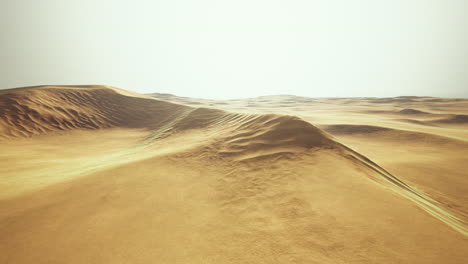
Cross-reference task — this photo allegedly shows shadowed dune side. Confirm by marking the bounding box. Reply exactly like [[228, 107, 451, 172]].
[[154, 108, 339, 162], [214, 114, 336, 160], [0, 85, 190, 138], [432, 114, 468, 125], [398, 108, 430, 115], [322, 124, 391, 135], [392, 118, 437, 127], [322, 124, 467, 144]]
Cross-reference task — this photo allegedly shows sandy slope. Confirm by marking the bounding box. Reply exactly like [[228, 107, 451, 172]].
[[151, 93, 468, 219], [0, 86, 467, 263]]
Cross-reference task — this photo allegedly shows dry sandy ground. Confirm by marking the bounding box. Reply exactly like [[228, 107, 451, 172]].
[[0, 86, 467, 263]]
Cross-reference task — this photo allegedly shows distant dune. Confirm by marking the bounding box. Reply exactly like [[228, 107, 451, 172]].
[[322, 124, 391, 134], [398, 108, 430, 115], [1, 86, 467, 264], [433, 114, 468, 124], [0, 85, 187, 138]]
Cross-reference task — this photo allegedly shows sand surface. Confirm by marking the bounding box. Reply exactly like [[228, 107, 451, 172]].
[[1, 86, 467, 263]]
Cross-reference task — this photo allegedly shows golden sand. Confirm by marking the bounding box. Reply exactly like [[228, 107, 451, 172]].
[[1, 86, 467, 263]]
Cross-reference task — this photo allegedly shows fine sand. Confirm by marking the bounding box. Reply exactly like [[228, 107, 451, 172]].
[[1, 86, 467, 263]]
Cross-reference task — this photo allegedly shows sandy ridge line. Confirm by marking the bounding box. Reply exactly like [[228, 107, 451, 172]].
[[341, 144, 468, 236]]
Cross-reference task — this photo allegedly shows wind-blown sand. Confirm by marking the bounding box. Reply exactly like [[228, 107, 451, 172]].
[[1, 86, 467, 263]]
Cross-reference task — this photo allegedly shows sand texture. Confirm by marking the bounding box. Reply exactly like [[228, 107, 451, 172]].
[[1, 86, 467, 263]]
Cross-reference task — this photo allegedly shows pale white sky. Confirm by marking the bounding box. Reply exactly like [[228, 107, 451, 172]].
[[1, 0, 467, 98]]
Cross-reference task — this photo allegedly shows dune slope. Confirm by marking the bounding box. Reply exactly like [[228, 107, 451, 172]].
[[150, 92, 468, 220]]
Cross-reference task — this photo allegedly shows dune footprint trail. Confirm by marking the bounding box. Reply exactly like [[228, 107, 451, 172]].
[[0, 85, 467, 264]]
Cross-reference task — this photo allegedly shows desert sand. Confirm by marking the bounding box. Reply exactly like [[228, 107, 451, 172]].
[[1, 85, 467, 263]]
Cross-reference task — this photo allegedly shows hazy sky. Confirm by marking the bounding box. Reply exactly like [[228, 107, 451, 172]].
[[1, 0, 467, 98]]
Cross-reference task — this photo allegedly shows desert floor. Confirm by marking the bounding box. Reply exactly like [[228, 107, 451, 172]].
[[1, 85, 467, 263]]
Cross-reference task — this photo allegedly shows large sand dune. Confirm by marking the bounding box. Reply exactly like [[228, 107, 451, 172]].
[[1, 86, 467, 263]]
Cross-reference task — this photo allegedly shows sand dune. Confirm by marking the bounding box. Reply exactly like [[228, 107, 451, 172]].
[[398, 108, 431, 115], [1, 86, 467, 263], [0, 85, 189, 138], [433, 114, 468, 125], [322, 124, 391, 135]]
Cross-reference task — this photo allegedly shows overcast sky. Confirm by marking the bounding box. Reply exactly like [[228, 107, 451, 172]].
[[1, 0, 467, 98]]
